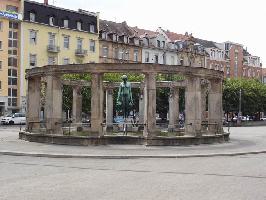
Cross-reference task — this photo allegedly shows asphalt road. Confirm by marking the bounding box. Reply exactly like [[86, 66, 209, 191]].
[[0, 154, 266, 200], [0, 125, 266, 200]]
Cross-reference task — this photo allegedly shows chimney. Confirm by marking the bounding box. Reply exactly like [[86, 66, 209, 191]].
[[44, 0, 48, 5]]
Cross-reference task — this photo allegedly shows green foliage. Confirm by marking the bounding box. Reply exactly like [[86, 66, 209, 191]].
[[223, 78, 266, 115], [104, 73, 144, 82]]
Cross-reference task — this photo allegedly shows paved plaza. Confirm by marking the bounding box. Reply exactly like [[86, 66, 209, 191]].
[[0, 126, 266, 200], [0, 126, 266, 158]]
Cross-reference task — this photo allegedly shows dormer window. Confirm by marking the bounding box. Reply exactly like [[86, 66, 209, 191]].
[[77, 21, 82, 31], [124, 36, 128, 44], [89, 24, 95, 33], [49, 16, 54, 26], [112, 34, 117, 42], [134, 38, 139, 46], [63, 19, 69, 28], [101, 32, 107, 40], [30, 12, 35, 22], [162, 41, 165, 48], [157, 40, 160, 48]]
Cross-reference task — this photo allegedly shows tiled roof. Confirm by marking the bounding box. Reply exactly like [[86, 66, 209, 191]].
[[99, 20, 134, 36], [163, 30, 187, 41], [129, 26, 158, 38]]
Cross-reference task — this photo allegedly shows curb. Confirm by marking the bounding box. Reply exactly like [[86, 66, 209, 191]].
[[1, 150, 266, 159]]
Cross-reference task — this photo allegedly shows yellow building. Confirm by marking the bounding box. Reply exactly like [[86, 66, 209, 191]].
[[0, 0, 23, 115], [20, 0, 99, 112]]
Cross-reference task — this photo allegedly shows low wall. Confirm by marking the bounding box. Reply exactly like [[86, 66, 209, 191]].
[[19, 132, 230, 146]]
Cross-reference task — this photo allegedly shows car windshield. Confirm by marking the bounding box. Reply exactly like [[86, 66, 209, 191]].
[[6, 114, 13, 117]]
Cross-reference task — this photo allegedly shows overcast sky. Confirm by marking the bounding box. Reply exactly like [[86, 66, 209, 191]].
[[36, 0, 266, 65]]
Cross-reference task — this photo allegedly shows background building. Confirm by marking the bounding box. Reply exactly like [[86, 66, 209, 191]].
[[20, 0, 99, 112], [99, 20, 142, 63], [0, 0, 23, 115]]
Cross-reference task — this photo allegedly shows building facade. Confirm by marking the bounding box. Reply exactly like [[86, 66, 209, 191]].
[[99, 20, 142, 63], [0, 0, 23, 115], [20, 0, 99, 112]]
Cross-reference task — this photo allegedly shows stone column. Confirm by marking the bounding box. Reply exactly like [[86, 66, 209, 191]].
[[26, 77, 41, 132], [201, 84, 209, 131], [90, 73, 104, 135], [208, 79, 223, 134], [72, 86, 82, 124], [143, 73, 157, 137], [168, 87, 179, 131], [185, 77, 202, 136], [45, 75, 63, 134], [138, 86, 144, 125], [105, 88, 113, 131]]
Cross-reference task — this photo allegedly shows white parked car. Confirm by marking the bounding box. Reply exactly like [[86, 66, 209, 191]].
[[1, 113, 26, 125]]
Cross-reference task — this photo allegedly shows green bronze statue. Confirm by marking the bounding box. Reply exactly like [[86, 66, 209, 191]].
[[116, 75, 133, 118]]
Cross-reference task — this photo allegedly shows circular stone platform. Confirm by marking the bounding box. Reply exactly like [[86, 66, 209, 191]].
[[19, 132, 230, 146]]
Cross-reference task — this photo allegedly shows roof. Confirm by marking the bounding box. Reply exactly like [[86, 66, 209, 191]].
[[129, 26, 158, 38], [163, 30, 187, 41], [243, 49, 251, 56], [25, 0, 97, 17], [99, 20, 134, 36], [195, 38, 218, 48]]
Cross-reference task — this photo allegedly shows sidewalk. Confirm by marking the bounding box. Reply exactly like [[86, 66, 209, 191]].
[[1, 126, 266, 158]]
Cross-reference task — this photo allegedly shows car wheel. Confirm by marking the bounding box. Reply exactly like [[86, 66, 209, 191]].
[[9, 121, 14, 125]]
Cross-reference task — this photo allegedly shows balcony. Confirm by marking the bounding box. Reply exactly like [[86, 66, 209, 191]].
[[75, 49, 87, 57], [47, 45, 60, 53]]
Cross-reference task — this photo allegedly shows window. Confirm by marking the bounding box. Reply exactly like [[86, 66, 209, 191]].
[[6, 5, 18, 12], [29, 30, 37, 44], [101, 32, 106, 39], [9, 31, 17, 39], [90, 24, 95, 33], [63, 58, 70, 65], [77, 21, 82, 31], [8, 39, 17, 48], [0, 61, 2, 70], [89, 40, 95, 52], [8, 77, 17, 86], [163, 54, 166, 64], [154, 54, 159, 64], [0, 21, 3, 31], [102, 47, 108, 57], [30, 12, 36, 22], [157, 40, 160, 48], [0, 41, 2, 50], [8, 49, 17, 56], [145, 52, 149, 63], [124, 51, 129, 60], [171, 56, 174, 65], [8, 97, 17, 107], [9, 22, 18, 29], [77, 38, 83, 50], [118, 49, 123, 60], [162, 41, 165, 48], [8, 69, 17, 77], [63, 19, 69, 28], [29, 54, 37, 67], [49, 17, 54, 26], [48, 57, 56, 65], [8, 57, 17, 67], [134, 49, 138, 62], [48, 33, 55, 46], [124, 37, 128, 44], [63, 36, 69, 49]]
